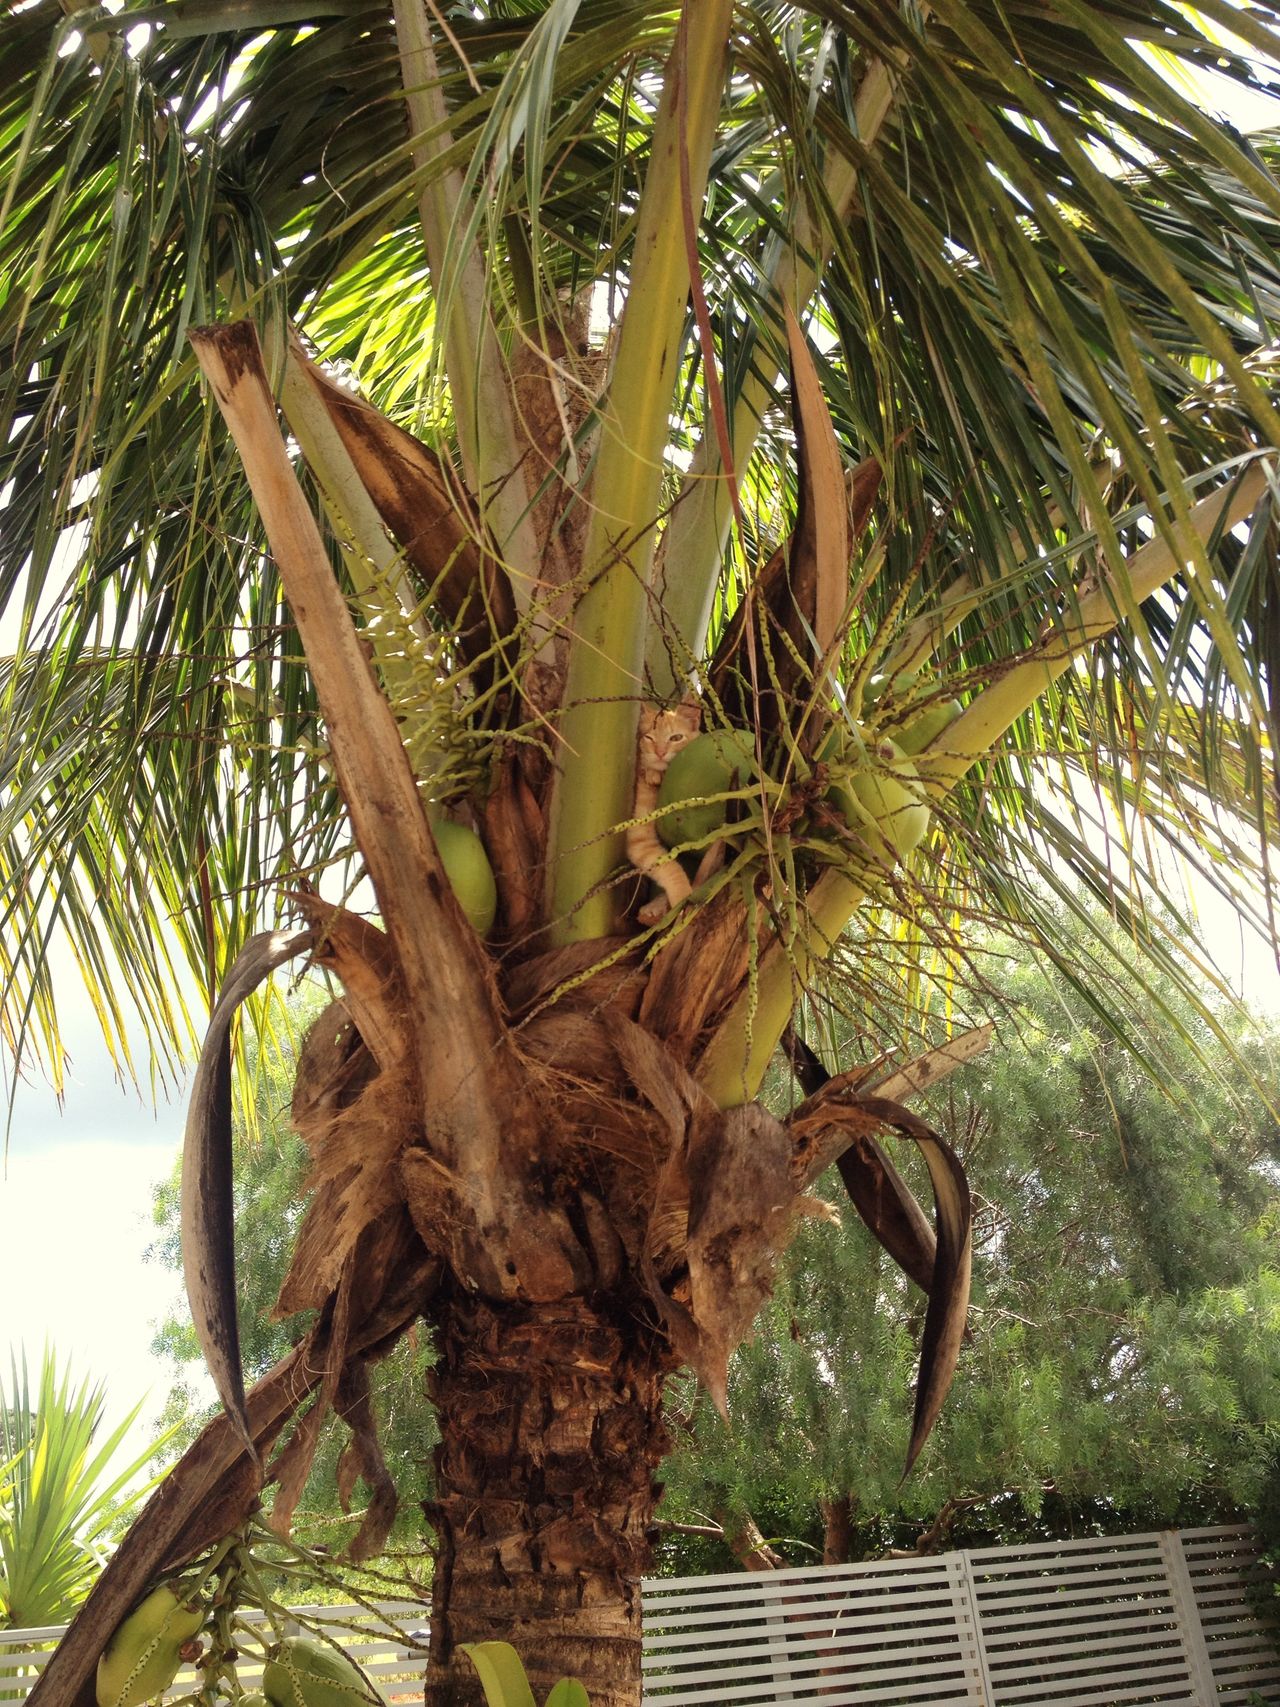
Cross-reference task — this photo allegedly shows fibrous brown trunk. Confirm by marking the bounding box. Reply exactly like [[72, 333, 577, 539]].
[[425, 1286, 671, 1707], [821, 1494, 855, 1566]]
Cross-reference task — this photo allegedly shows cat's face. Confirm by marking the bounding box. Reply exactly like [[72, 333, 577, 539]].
[[657, 718, 699, 757], [637, 700, 702, 783]]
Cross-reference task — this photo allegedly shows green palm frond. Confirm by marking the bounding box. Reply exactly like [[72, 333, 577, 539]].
[[1, 0, 1277, 1080], [0, 1349, 168, 1629]]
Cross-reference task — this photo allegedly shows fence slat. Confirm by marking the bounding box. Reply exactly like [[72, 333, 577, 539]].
[[3, 1527, 1276, 1706]]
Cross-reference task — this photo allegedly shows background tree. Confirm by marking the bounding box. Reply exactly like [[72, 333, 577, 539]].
[[151, 919, 1280, 1573], [3, 1, 1280, 1704], [659, 923, 1280, 1568]]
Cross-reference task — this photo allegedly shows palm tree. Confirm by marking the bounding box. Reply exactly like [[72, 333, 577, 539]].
[[2, 0, 1278, 1702], [1, 1350, 161, 1632]]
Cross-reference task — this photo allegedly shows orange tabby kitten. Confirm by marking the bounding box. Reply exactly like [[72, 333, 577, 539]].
[[627, 697, 702, 924]]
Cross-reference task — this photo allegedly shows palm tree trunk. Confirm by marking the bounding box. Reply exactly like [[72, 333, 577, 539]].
[[424, 1287, 671, 1707]]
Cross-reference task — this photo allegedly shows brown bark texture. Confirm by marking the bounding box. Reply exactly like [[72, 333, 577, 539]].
[[821, 1495, 855, 1566], [424, 1288, 672, 1707]]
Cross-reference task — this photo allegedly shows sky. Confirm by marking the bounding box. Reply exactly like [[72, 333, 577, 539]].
[[0, 956, 190, 1464], [2, 34, 1280, 1494], [0, 1139, 186, 1457]]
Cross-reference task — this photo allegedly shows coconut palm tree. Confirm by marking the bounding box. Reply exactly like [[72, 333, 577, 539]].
[[2, 0, 1279, 1701]]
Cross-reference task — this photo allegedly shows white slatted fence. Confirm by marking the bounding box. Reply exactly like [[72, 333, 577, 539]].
[[1180, 1526, 1280, 1705], [642, 1554, 988, 1706], [1, 1527, 1274, 1706], [963, 1530, 1208, 1704], [1, 1625, 65, 1705], [641, 1526, 1278, 1707]]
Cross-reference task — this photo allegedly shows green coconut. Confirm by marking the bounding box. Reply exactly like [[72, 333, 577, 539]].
[[431, 818, 498, 936], [817, 724, 871, 829], [656, 728, 757, 848], [863, 668, 918, 707], [262, 1638, 370, 1707], [847, 735, 931, 859], [895, 696, 963, 756], [816, 722, 866, 767], [97, 1586, 205, 1707]]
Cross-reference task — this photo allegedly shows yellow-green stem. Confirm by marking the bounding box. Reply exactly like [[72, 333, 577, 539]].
[[545, 0, 734, 943], [392, 0, 541, 601], [923, 463, 1268, 780], [698, 863, 869, 1108]]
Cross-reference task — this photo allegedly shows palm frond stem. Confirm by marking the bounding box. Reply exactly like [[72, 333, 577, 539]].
[[189, 323, 517, 1170], [545, 0, 735, 942], [648, 35, 917, 696], [391, 0, 543, 603]]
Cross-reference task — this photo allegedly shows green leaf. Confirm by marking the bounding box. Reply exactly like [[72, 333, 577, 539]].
[[544, 1678, 591, 1707], [0, 1349, 177, 1629], [458, 1642, 539, 1707]]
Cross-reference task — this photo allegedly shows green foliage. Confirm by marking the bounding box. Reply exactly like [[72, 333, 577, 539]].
[[659, 921, 1280, 1566], [1252, 1446, 1280, 1560], [147, 1018, 435, 1553], [459, 1644, 539, 1707], [0, 0, 1278, 1073], [460, 1641, 589, 1707], [0, 1349, 164, 1629]]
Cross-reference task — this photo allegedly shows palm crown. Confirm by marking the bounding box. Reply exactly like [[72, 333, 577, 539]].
[[2, 0, 1279, 1701]]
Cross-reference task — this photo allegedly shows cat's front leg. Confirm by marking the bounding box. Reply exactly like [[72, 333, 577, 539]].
[[628, 808, 694, 924]]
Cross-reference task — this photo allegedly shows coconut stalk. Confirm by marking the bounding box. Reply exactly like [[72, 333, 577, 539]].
[[695, 461, 1270, 1109]]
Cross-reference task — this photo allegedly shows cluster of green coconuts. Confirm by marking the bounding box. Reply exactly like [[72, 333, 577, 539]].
[[656, 686, 963, 868], [96, 1587, 370, 1707], [420, 680, 962, 934]]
